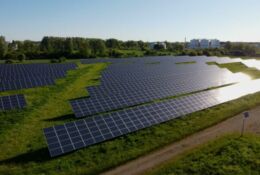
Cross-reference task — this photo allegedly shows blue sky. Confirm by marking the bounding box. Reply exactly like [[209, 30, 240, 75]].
[[1, 0, 260, 42]]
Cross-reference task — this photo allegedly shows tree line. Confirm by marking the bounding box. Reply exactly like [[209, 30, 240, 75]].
[[0, 35, 258, 61]]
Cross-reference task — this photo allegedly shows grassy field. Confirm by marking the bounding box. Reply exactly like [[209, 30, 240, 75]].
[[207, 62, 260, 79], [175, 61, 196, 65], [146, 134, 260, 175], [0, 61, 260, 174]]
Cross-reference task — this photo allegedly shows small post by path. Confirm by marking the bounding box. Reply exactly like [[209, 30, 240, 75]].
[[241, 111, 249, 137]]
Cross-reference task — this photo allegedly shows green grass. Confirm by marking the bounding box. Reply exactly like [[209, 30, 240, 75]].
[[119, 49, 145, 57], [146, 134, 260, 175], [175, 61, 196, 65], [207, 62, 260, 79], [0, 61, 260, 175]]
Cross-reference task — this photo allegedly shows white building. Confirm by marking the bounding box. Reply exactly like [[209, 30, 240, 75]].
[[210, 39, 220, 48], [189, 39, 221, 49], [200, 39, 210, 48], [189, 39, 200, 49]]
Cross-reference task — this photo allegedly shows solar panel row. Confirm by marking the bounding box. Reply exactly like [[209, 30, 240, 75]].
[[89, 69, 234, 97], [71, 76, 237, 118], [42, 56, 259, 157], [0, 63, 77, 92], [0, 94, 26, 111], [0, 78, 55, 91], [44, 79, 260, 157], [0, 71, 66, 81]]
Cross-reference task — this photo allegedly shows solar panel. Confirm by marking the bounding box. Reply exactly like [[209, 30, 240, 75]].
[[44, 79, 260, 157], [0, 63, 77, 91], [0, 78, 55, 92], [0, 94, 26, 111], [70, 56, 254, 118], [71, 73, 238, 118], [43, 92, 215, 156], [42, 56, 260, 157]]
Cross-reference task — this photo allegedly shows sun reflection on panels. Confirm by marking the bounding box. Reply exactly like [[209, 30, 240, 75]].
[[242, 59, 260, 70], [229, 72, 252, 83], [212, 79, 260, 103]]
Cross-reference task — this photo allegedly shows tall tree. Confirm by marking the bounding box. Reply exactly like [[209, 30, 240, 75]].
[[79, 39, 91, 57], [64, 38, 74, 55], [89, 39, 106, 56], [0, 36, 7, 59], [40, 36, 53, 52], [106, 38, 120, 49], [124, 40, 138, 49]]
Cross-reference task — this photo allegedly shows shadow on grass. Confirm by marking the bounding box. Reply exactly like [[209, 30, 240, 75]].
[[43, 114, 76, 122], [0, 148, 51, 165]]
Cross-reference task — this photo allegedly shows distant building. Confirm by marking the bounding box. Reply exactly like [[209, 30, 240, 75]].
[[210, 39, 220, 48], [189, 39, 200, 49], [149, 42, 167, 50], [189, 39, 220, 49], [200, 39, 210, 48]]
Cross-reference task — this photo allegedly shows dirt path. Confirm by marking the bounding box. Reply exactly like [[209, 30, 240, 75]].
[[102, 106, 260, 175]]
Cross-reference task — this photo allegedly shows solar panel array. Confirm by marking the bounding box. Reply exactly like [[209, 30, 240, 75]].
[[0, 63, 77, 91], [71, 57, 248, 118], [0, 94, 26, 111], [71, 73, 238, 117], [43, 56, 260, 157], [44, 79, 260, 157]]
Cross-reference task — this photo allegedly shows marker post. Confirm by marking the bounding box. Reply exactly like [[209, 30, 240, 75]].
[[241, 111, 249, 137]]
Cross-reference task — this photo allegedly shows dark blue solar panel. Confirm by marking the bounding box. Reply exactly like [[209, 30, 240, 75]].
[[0, 78, 55, 91], [71, 71, 237, 118], [0, 94, 26, 111], [0, 63, 77, 91], [43, 84, 241, 157], [44, 56, 258, 157]]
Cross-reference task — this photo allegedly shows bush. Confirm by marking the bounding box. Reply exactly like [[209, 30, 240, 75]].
[[5, 52, 17, 60], [203, 50, 212, 56], [5, 59, 15, 64], [59, 56, 67, 62], [50, 57, 67, 63], [50, 59, 59, 63], [188, 50, 198, 56], [109, 49, 124, 58], [17, 53, 26, 62], [144, 49, 157, 56]]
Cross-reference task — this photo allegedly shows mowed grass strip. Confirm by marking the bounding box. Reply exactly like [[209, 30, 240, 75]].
[[207, 62, 260, 79], [0, 61, 260, 175], [146, 134, 260, 175]]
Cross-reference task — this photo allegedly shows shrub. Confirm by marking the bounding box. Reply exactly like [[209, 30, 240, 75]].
[[5, 59, 15, 64], [144, 49, 157, 56], [58, 56, 67, 62], [188, 50, 198, 56], [18, 53, 26, 62], [5, 52, 17, 60], [50, 59, 59, 63], [109, 49, 124, 58]]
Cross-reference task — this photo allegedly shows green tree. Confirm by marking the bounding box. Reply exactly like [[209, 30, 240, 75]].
[[0, 36, 7, 59], [224, 41, 232, 50], [79, 39, 91, 57], [40, 36, 52, 52], [89, 39, 106, 56], [64, 38, 74, 55], [153, 43, 165, 50], [137, 41, 148, 50], [18, 53, 26, 62], [124, 40, 138, 49], [106, 38, 120, 49]]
